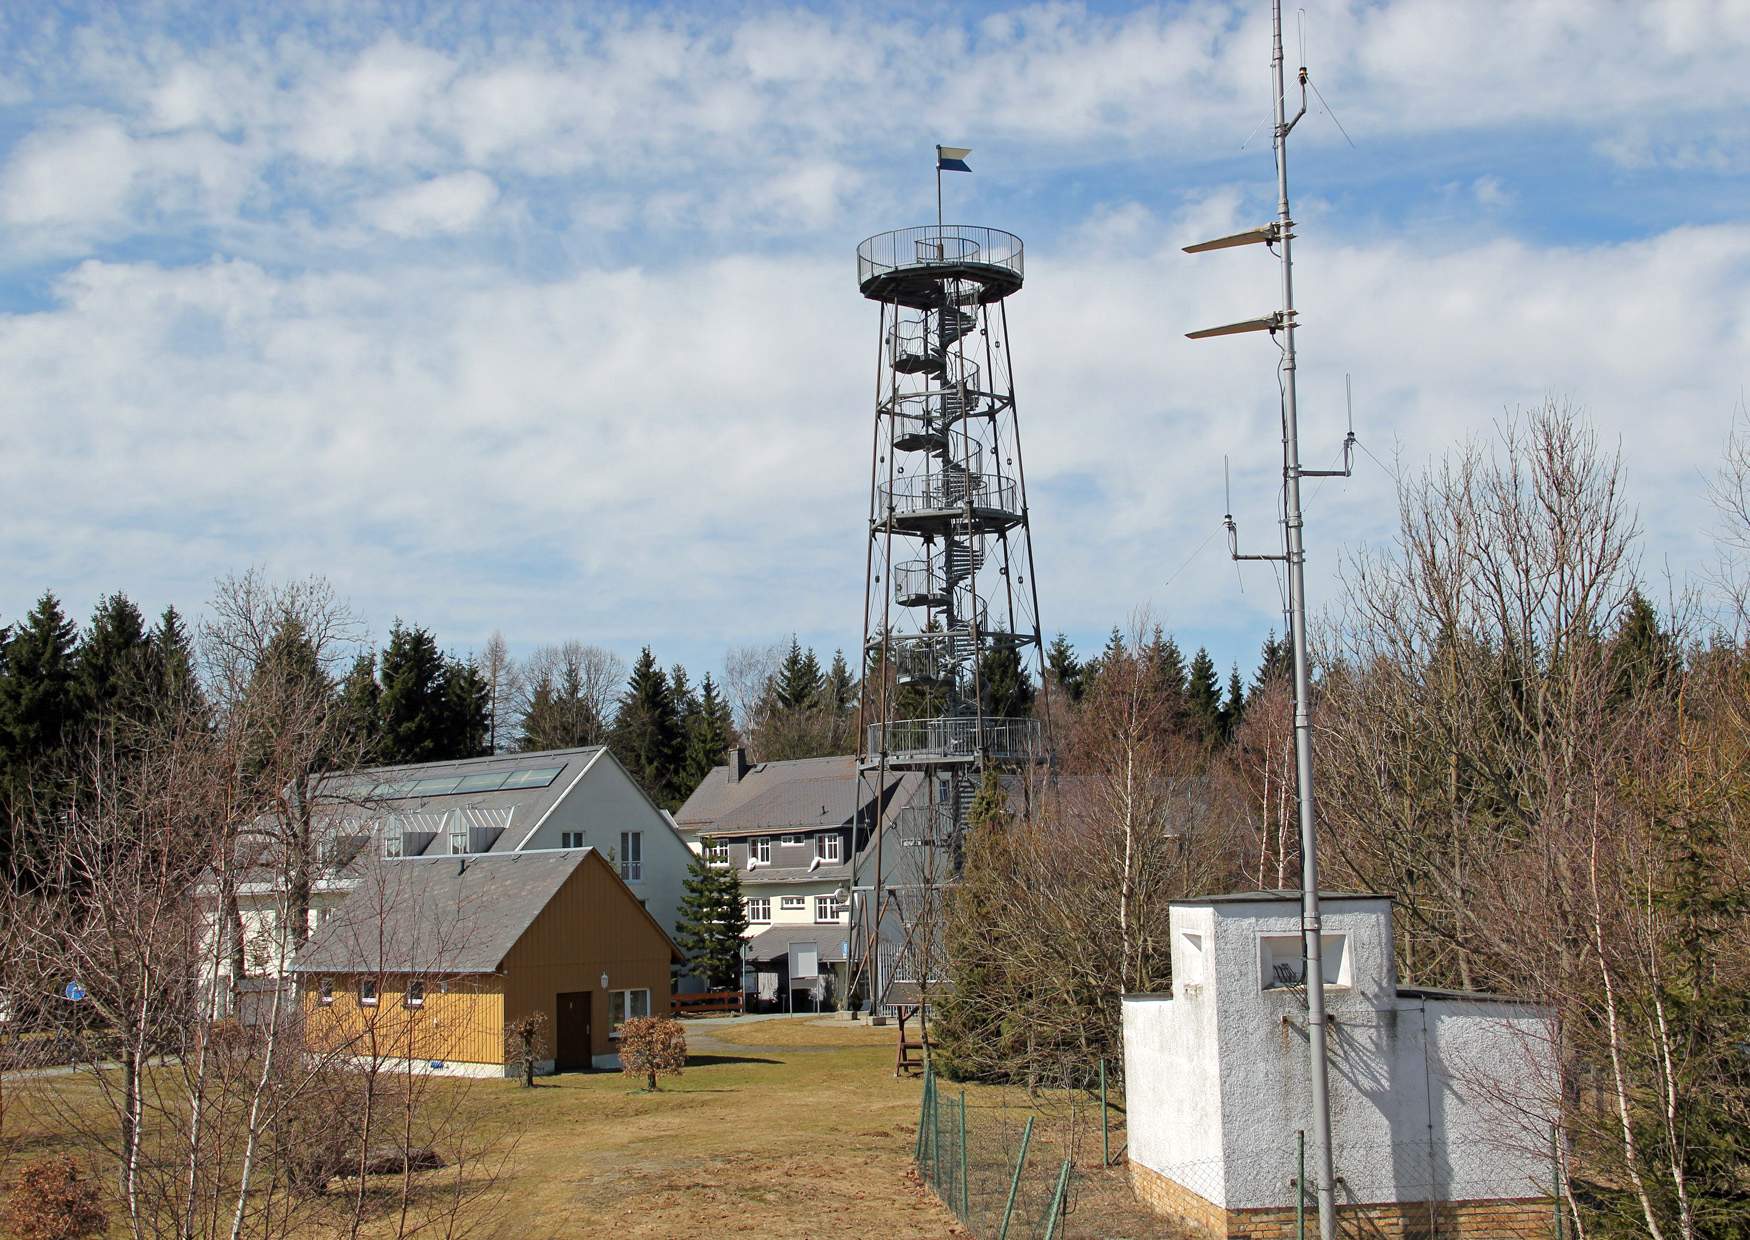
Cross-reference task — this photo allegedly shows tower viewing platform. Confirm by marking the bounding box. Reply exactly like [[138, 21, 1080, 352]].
[[857, 226, 1024, 308]]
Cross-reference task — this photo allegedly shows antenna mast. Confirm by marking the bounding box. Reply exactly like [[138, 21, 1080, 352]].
[[1184, 4, 1349, 1237]]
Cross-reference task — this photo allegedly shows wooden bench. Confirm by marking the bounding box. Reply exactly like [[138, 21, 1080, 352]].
[[673, 989, 745, 1018]]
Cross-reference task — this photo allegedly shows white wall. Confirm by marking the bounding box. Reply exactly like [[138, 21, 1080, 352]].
[[1123, 897, 1556, 1211]]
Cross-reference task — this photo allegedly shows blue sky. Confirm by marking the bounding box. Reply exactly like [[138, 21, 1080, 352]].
[[2, 0, 1748, 695]]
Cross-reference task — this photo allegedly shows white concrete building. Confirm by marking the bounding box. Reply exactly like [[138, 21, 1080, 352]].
[[1123, 893, 1558, 1238]]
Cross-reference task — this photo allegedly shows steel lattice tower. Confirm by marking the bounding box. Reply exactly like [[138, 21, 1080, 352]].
[[847, 223, 1047, 1016]]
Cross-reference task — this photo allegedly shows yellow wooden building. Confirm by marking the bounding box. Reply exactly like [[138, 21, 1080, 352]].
[[292, 848, 681, 1075]]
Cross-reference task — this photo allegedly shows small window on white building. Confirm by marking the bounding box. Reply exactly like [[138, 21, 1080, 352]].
[[817, 833, 842, 862], [815, 894, 845, 923], [359, 978, 379, 1007], [779, 833, 803, 846], [704, 838, 729, 865], [619, 831, 643, 881], [746, 897, 771, 923], [560, 831, 585, 849], [405, 980, 425, 1009], [752, 836, 771, 865], [1259, 933, 1350, 990], [1178, 932, 1205, 985], [780, 896, 805, 911]]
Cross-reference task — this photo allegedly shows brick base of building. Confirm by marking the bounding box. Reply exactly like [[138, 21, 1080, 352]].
[[1131, 1162, 1555, 1239]]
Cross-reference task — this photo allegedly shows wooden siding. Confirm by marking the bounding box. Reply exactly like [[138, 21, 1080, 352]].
[[301, 975, 505, 1067], [500, 851, 675, 1060]]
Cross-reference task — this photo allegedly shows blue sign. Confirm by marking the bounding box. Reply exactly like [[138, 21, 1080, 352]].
[[63, 981, 87, 1002]]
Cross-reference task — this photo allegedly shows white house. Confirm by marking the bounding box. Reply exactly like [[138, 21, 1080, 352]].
[[217, 747, 693, 1009], [1122, 892, 1558, 1239]]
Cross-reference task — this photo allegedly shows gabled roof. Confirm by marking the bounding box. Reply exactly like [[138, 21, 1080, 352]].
[[291, 850, 589, 975], [674, 754, 919, 837]]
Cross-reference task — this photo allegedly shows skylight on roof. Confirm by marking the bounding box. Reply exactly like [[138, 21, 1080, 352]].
[[330, 762, 567, 803]]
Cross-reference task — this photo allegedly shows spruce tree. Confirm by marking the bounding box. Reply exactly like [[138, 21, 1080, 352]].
[[77, 592, 154, 726], [681, 674, 736, 794], [977, 645, 1035, 718], [610, 647, 685, 807], [774, 638, 824, 712], [674, 850, 749, 991], [1045, 632, 1084, 702], [1607, 589, 1679, 704], [441, 657, 492, 759], [335, 653, 382, 759], [1145, 627, 1188, 728], [1185, 647, 1224, 745], [1221, 665, 1247, 741], [1250, 630, 1293, 703], [148, 605, 204, 719], [0, 593, 81, 878], [377, 621, 450, 764]]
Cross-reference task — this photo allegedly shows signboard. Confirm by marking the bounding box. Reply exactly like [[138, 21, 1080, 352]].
[[63, 980, 87, 1002]]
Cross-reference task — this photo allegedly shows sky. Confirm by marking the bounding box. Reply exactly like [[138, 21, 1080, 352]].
[[2, 0, 1749, 690]]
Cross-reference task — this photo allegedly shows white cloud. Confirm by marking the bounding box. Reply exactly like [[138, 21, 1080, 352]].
[[362, 171, 499, 237], [0, 119, 138, 228]]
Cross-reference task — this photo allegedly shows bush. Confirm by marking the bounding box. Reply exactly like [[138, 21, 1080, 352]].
[[504, 1010, 549, 1088], [3, 1156, 107, 1240], [618, 1016, 686, 1091]]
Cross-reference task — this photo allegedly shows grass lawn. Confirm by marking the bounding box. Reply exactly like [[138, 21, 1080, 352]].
[[2, 1016, 1164, 1237]]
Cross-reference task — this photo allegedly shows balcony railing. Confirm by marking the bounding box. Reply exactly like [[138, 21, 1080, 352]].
[[879, 471, 1019, 518], [866, 716, 1042, 764]]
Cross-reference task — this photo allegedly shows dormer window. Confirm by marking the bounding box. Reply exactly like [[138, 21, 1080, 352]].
[[817, 833, 842, 863], [752, 837, 771, 865], [704, 838, 730, 866]]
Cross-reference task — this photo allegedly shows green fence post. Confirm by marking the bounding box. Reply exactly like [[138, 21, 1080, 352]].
[[1552, 1124, 1564, 1240], [1297, 1129, 1306, 1240], [998, 1115, 1034, 1240], [915, 1068, 931, 1164], [932, 1069, 942, 1191], [959, 1090, 970, 1221], [1042, 1157, 1073, 1239], [1100, 1058, 1109, 1167]]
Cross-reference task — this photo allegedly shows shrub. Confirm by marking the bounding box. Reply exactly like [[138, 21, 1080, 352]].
[[618, 1016, 686, 1091], [504, 1010, 549, 1087], [3, 1156, 107, 1240]]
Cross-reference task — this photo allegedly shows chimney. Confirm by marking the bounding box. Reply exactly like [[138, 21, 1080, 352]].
[[727, 746, 749, 784]]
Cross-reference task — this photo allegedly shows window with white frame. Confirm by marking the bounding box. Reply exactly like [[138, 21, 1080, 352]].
[[359, 978, 378, 1007], [752, 836, 771, 865], [779, 833, 803, 846], [405, 979, 425, 1008], [619, 831, 643, 881], [317, 978, 334, 1006], [817, 832, 842, 863], [449, 824, 467, 854], [610, 987, 651, 1035], [746, 897, 771, 923], [704, 837, 730, 865], [560, 831, 585, 849], [780, 895, 805, 911], [815, 894, 845, 923]]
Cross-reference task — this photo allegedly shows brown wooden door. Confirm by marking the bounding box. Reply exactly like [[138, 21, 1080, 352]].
[[555, 992, 592, 1072]]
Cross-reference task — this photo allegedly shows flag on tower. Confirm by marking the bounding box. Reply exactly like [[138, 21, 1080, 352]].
[[936, 145, 972, 173]]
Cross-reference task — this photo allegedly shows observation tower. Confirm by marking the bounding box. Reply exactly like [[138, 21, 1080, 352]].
[[848, 216, 1047, 1017]]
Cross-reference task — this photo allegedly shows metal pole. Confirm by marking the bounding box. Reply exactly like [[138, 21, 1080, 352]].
[[1100, 1058, 1110, 1167], [999, 1115, 1034, 1240], [1270, 3, 1336, 1237], [933, 1066, 943, 1189], [959, 1089, 970, 1220], [1297, 1129, 1306, 1240], [1042, 1158, 1073, 1239]]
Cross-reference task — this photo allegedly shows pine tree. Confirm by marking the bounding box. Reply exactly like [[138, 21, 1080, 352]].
[[1045, 632, 1084, 703], [674, 850, 748, 991], [1607, 589, 1679, 704], [681, 674, 736, 795], [1185, 647, 1224, 746], [773, 638, 824, 713], [1144, 627, 1188, 728], [77, 592, 155, 726], [610, 648, 685, 807], [1250, 630, 1293, 703], [377, 621, 450, 764]]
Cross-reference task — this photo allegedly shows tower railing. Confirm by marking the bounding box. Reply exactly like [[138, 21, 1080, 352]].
[[858, 226, 1024, 289], [866, 716, 1042, 764], [879, 472, 1019, 518]]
